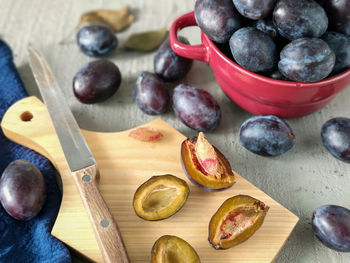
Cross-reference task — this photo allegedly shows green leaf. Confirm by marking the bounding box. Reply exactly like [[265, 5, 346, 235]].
[[124, 27, 168, 52]]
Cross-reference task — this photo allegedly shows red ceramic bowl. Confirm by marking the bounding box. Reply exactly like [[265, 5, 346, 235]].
[[169, 11, 350, 118]]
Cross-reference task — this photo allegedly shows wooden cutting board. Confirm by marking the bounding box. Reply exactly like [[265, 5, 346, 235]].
[[1, 97, 298, 263]]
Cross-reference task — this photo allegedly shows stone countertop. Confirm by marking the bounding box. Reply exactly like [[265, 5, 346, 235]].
[[1, 0, 349, 262]]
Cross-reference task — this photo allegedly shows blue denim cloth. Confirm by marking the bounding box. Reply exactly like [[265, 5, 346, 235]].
[[0, 40, 71, 263]]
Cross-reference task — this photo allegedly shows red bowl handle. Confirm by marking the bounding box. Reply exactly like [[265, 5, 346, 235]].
[[169, 11, 209, 63]]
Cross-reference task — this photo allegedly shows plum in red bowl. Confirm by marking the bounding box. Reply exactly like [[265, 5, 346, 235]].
[[169, 12, 350, 118]]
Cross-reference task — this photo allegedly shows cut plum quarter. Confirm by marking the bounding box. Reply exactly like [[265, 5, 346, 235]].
[[209, 195, 269, 249], [181, 132, 236, 191], [151, 235, 201, 263], [133, 175, 189, 221]]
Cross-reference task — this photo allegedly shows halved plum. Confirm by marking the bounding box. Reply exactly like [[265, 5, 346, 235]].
[[133, 175, 189, 221], [181, 132, 236, 191], [150, 235, 201, 263], [209, 195, 269, 249]]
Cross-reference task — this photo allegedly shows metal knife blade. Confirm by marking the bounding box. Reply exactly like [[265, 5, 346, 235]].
[[28, 45, 96, 172]]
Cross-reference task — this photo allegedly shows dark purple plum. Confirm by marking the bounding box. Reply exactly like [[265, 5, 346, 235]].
[[273, 0, 328, 40], [321, 117, 350, 163], [73, 60, 121, 104], [194, 0, 241, 43], [76, 25, 117, 57], [254, 17, 279, 39], [154, 37, 193, 82], [278, 38, 335, 82], [323, 0, 350, 36], [0, 160, 46, 221], [239, 115, 295, 156], [229, 27, 277, 72], [232, 0, 276, 20], [312, 205, 350, 252], [134, 71, 170, 115], [321, 32, 350, 74], [172, 84, 221, 132]]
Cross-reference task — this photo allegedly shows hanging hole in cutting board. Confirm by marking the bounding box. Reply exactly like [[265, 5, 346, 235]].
[[20, 111, 33, 122]]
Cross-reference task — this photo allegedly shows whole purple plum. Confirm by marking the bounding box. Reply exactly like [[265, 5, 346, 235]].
[[0, 160, 46, 221], [312, 205, 350, 252], [134, 71, 169, 115], [232, 0, 276, 20], [239, 115, 295, 156], [324, 0, 350, 36], [321, 32, 350, 74], [172, 84, 221, 132], [273, 0, 328, 40], [229, 27, 277, 72], [278, 38, 335, 82], [154, 37, 193, 82], [321, 117, 350, 163], [194, 0, 241, 43], [73, 60, 121, 104], [76, 25, 117, 57]]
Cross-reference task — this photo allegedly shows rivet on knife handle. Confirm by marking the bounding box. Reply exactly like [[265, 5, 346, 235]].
[[72, 165, 129, 263], [27, 45, 130, 263]]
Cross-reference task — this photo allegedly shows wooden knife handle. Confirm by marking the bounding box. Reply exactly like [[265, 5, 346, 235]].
[[72, 165, 130, 263]]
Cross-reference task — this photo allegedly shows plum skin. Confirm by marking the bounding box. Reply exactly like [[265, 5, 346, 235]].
[[194, 0, 241, 43], [0, 160, 46, 221], [232, 0, 276, 20], [239, 115, 296, 156], [172, 84, 221, 132], [321, 32, 350, 74], [254, 17, 279, 40], [312, 205, 350, 252], [323, 0, 350, 36], [321, 117, 350, 163], [229, 27, 277, 73], [76, 25, 117, 57], [278, 38, 335, 82], [154, 36, 193, 82], [273, 0, 328, 41], [73, 60, 121, 104], [134, 72, 169, 115]]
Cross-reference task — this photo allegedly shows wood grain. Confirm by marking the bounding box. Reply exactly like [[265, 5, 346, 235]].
[[1, 97, 298, 263], [72, 165, 130, 263]]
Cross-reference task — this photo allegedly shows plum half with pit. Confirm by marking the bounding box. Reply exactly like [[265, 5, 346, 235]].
[[194, 0, 241, 43], [278, 38, 335, 82], [209, 195, 269, 249], [133, 175, 189, 221], [0, 160, 46, 221], [273, 0, 328, 41], [151, 235, 201, 263], [229, 27, 277, 73], [181, 132, 236, 191]]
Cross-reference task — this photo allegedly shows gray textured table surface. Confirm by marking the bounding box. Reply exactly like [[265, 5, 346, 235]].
[[1, 0, 350, 262]]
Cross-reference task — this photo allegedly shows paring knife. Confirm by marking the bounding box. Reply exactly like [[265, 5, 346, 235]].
[[28, 46, 130, 263]]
